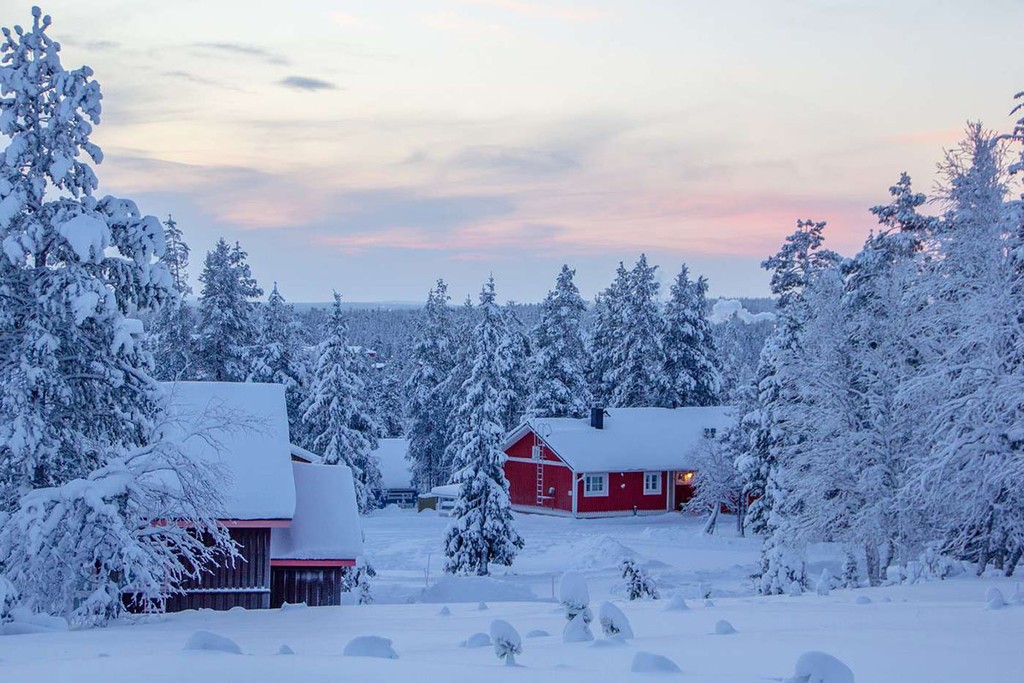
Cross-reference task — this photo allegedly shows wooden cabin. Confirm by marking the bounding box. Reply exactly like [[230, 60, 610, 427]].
[[160, 382, 362, 611], [502, 406, 733, 518]]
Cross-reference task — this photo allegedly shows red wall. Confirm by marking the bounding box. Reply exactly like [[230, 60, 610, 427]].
[[504, 432, 671, 515]]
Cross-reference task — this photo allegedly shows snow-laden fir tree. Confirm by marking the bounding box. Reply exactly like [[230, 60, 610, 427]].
[[603, 254, 665, 407], [150, 214, 198, 381], [195, 238, 262, 382], [589, 262, 629, 404], [660, 264, 721, 407], [440, 294, 479, 479], [247, 283, 306, 435], [526, 264, 593, 418], [443, 278, 524, 575], [366, 362, 406, 439], [405, 280, 456, 490], [0, 7, 231, 623], [497, 302, 530, 431], [301, 293, 382, 513]]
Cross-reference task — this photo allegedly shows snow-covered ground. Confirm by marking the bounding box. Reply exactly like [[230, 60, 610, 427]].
[[2, 510, 1021, 682]]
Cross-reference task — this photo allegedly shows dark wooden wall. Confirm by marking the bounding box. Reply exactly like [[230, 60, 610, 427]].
[[270, 567, 345, 608], [164, 527, 272, 612]]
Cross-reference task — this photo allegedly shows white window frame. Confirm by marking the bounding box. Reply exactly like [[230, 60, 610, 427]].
[[643, 471, 662, 495], [583, 473, 608, 497]]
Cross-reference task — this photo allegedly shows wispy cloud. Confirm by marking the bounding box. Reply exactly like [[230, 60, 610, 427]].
[[192, 42, 289, 66], [278, 76, 338, 92], [163, 70, 245, 92]]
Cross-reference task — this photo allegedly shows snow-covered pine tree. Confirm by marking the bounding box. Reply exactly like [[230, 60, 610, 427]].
[[661, 264, 721, 407], [366, 362, 405, 439], [405, 280, 456, 491], [195, 238, 262, 382], [589, 262, 629, 404], [526, 264, 593, 418], [440, 294, 479, 480], [248, 283, 305, 436], [0, 7, 230, 623], [443, 278, 523, 576], [150, 215, 197, 381], [604, 255, 665, 407], [497, 302, 530, 431], [301, 293, 382, 513]]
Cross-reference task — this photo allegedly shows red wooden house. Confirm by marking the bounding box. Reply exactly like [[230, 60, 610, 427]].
[[503, 406, 733, 518], [161, 382, 363, 611]]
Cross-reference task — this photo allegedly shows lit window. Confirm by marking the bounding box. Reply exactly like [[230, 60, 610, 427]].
[[583, 473, 608, 497], [676, 471, 696, 485], [643, 472, 662, 495]]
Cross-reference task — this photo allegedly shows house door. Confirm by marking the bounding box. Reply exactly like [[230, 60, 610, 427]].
[[674, 470, 696, 510]]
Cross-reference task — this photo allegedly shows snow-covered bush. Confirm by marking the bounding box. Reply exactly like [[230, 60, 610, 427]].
[[183, 631, 242, 654], [621, 559, 658, 600], [785, 651, 854, 683], [714, 619, 736, 635], [343, 635, 399, 659], [461, 632, 491, 648], [489, 619, 522, 666], [0, 574, 17, 621], [558, 571, 592, 623], [598, 602, 633, 639], [816, 569, 832, 596], [342, 563, 375, 605], [985, 587, 1006, 610], [562, 612, 594, 643], [665, 594, 689, 611], [631, 651, 681, 673]]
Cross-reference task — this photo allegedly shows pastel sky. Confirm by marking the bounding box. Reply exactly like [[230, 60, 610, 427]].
[[11, 0, 1024, 302]]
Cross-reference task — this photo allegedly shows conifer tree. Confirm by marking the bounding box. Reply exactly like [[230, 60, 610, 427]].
[[248, 283, 305, 435], [526, 265, 593, 418], [444, 278, 523, 575], [589, 262, 629, 404], [605, 254, 665, 407], [405, 280, 456, 490], [150, 215, 197, 381], [661, 265, 721, 407], [301, 293, 382, 513], [195, 238, 262, 381]]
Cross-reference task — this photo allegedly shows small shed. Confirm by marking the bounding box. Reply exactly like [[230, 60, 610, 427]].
[[373, 438, 416, 507], [270, 462, 363, 607]]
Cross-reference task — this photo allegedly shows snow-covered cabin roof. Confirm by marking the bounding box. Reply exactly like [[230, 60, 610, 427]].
[[271, 462, 363, 561], [161, 382, 296, 521], [505, 407, 735, 473], [373, 438, 412, 490]]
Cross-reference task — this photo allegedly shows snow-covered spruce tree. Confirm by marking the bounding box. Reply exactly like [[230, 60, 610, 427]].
[[753, 220, 841, 594], [405, 280, 456, 491], [195, 238, 262, 382], [366, 362, 406, 439], [150, 214, 198, 381], [497, 302, 530, 431], [301, 293, 382, 513], [0, 8, 231, 624], [248, 283, 305, 435], [589, 262, 629, 404], [526, 264, 593, 419], [661, 264, 721, 407], [443, 278, 524, 576], [604, 255, 665, 407], [903, 123, 1024, 575], [440, 295, 479, 480], [620, 558, 659, 600]]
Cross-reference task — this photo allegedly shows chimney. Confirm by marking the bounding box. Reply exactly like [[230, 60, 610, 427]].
[[590, 407, 606, 430]]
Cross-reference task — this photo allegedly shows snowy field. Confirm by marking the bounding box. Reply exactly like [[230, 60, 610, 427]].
[[2, 510, 1021, 682]]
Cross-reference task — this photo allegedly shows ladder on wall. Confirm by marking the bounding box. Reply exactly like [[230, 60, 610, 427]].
[[533, 434, 544, 506]]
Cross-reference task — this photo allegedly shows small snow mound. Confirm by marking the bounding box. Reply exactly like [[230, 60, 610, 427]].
[[631, 651, 682, 673], [787, 651, 854, 683], [714, 619, 736, 635], [598, 602, 634, 639], [591, 634, 627, 648], [563, 612, 595, 643], [984, 587, 1005, 608], [4, 608, 68, 634], [228, 606, 246, 612], [526, 629, 550, 638], [418, 576, 537, 604], [343, 635, 399, 659], [665, 595, 689, 611], [277, 645, 295, 655], [986, 597, 1006, 611], [564, 536, 640, 570], [477, 601, 488, 611], [490, 619, 522, 666], [438, 606, 452, 616], [461, 632, 492, 648], [854, 595, 872, 605], [703, 599, 715, 607], [280, 601, 307, 611], [183, 631, 242, 654]]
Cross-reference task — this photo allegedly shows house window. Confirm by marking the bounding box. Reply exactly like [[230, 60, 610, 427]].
[[583, 473, 608, 497], [643, 472, 662, 495], [676, 471, 696, 485]]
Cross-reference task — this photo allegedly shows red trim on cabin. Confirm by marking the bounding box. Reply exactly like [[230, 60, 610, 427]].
[[271, 559, 356, 568]]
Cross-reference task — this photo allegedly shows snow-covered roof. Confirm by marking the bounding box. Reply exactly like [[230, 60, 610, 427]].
[[506, 407, 735, 473], [161, 382, 296, 521], [373, 438, 412, 490], [271, 462, 363, 561], [427, 483, 461, 499], [289, 443, 322, 464]]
